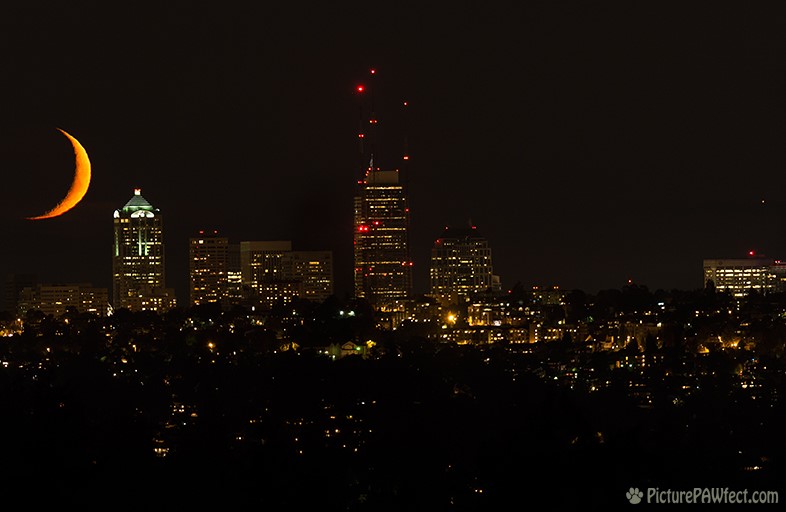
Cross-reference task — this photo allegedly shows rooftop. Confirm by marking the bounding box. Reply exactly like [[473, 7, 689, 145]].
[[119, 188, 158, 214]]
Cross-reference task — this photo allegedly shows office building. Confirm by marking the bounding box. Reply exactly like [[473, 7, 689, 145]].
[[189, 231, 230, 307], [240, 241, 333, 309], [430, 225, 496, 304], [703, 257, 776, 297], [283, 250, 333, 303], [17, 283, 108, 317], [353, 168, 412, 307], [112, 189, 176, 312], [3, 273, 37, 315]]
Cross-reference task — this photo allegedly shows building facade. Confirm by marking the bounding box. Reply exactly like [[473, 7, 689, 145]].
[[3, 273, 37, 315], [283, 251, 334, 303], [430, 225, 496, 304], [353, 168, 412, 308], [17, 283, 108, 317], [240, 241, 293, 309], [227, 243, 243, 306], [189, 231, 230, 307], [703, 257, 777, 297], [240, 242, 333, 310], [112, 189, 175, 312]]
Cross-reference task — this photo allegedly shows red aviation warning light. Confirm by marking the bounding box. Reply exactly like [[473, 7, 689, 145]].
[[356, 85, 365, 93], [370, 68, 376, 75]]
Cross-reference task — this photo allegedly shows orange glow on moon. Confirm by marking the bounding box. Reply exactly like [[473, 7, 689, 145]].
[[26, 128, 92, 220]]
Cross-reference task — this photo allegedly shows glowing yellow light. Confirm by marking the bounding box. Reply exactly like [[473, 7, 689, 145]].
[[27, 128, 92, 220]]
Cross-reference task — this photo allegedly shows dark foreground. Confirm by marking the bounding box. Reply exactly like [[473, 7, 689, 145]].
[[0, 339, 783, 510]]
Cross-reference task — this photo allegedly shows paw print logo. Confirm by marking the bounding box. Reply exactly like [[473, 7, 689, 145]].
[[626, 487, 644, 505]]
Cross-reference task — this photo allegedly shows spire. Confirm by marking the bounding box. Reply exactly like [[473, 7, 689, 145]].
[[355, 68, 380, 177], [368, 67, 379, 169], [402, 100, 410, 162]]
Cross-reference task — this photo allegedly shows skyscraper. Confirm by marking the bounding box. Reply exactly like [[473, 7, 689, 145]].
[[189, 231, 229, 307], [240, 241, 297, 310], [430, 225, 497, 304], [353, 168, 412, 307], [352, 69, 412, 308], [112, 189, 175, 312]]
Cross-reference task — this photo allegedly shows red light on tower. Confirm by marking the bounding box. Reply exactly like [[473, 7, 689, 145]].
[[356, 85, 365, 93], [749, 250, 755, 256], [370, 68, 376, 75]]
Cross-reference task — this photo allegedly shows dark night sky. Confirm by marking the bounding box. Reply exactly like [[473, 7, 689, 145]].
[[1, 1, 785, 304]]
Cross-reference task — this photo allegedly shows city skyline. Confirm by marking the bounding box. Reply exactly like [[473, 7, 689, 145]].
[[2, 2, 786, 305], [2, 4, 785, 505]]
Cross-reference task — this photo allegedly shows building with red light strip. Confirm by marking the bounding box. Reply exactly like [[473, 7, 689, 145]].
[[352, 69, 412, 309], [353, 168, 412, 308]]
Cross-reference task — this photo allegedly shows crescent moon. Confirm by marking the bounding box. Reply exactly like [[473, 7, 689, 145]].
[[26, 128, 92, 220]]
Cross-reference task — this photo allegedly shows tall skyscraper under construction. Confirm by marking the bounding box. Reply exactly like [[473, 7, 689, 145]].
[[352, 69, 412, 307]]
